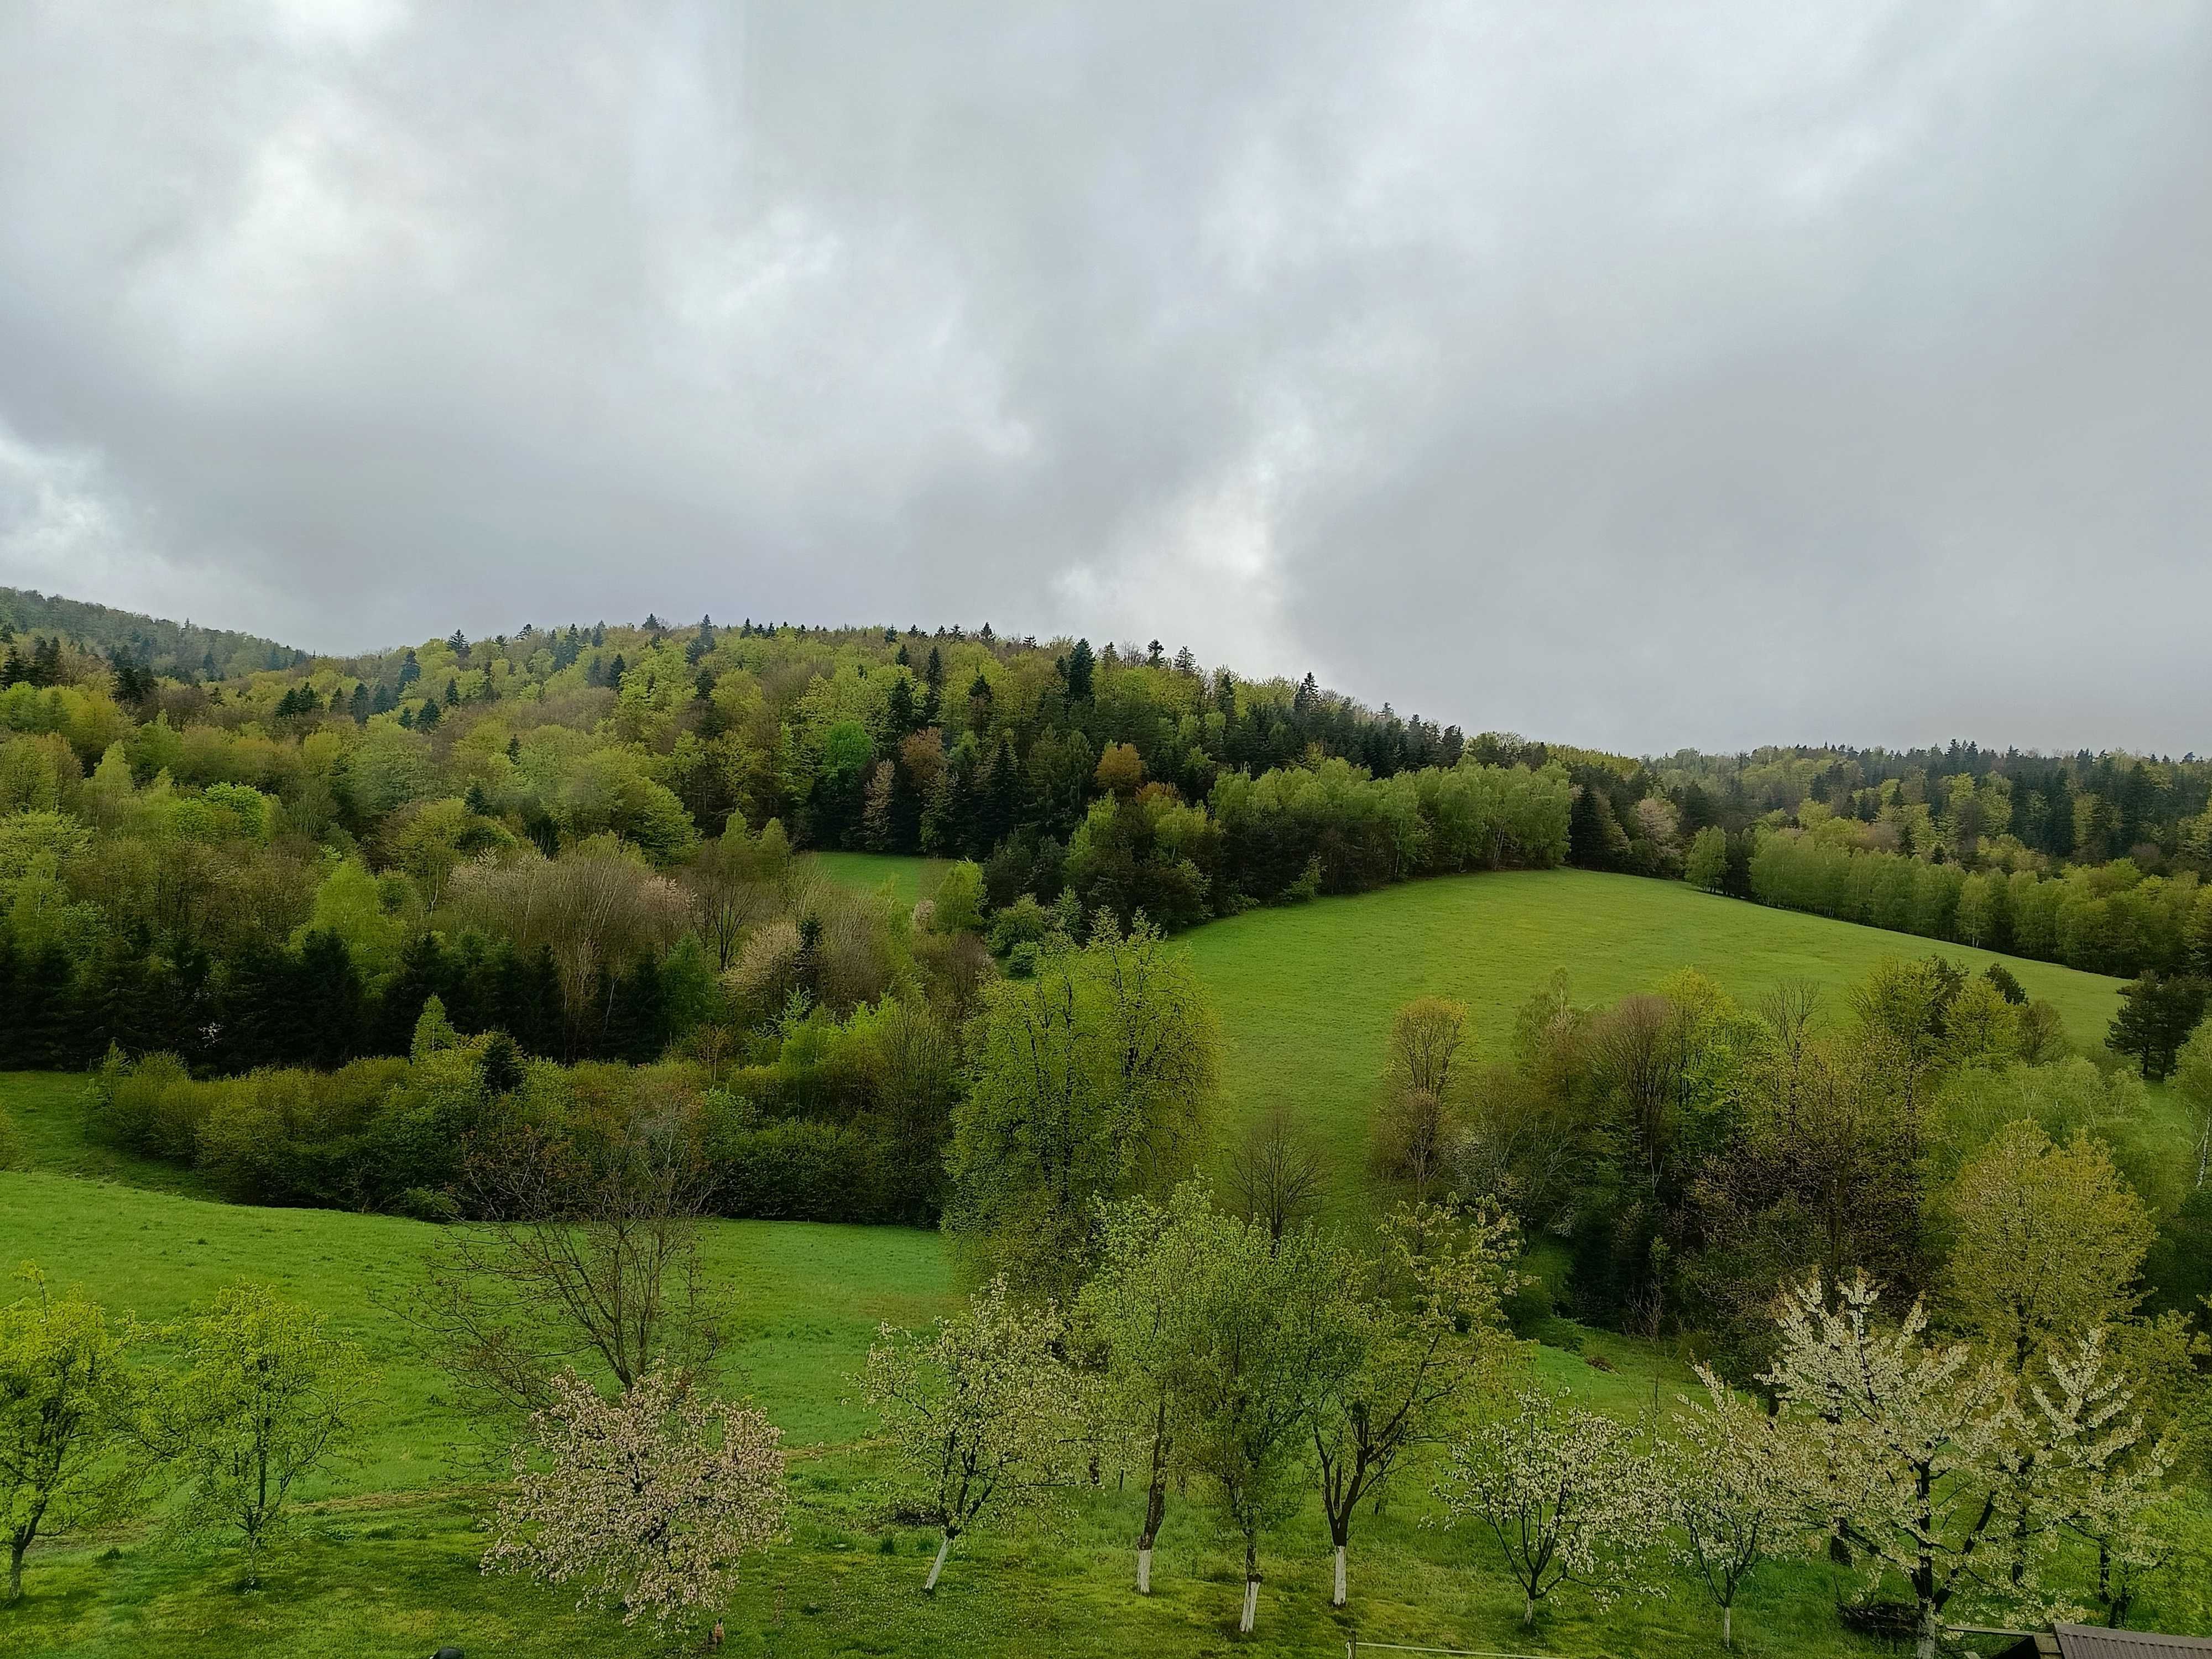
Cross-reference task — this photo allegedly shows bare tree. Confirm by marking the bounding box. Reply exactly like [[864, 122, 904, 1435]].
[[1389, 998, 1468, 1098], [1757, 979, 1823, 1125], [1377, 1089, 1457, 1202], [410, 1117, 722, 1414], [1226, 1103, 1326, 1242], [1377, 998, 1469, 1198]]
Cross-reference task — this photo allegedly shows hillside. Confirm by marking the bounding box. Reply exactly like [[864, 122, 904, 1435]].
[[811, 855, 2139, 1201], [0, 585, 304, 679], [1185, 867, 2133, 1194], [0, 1083, 1888, 1659]]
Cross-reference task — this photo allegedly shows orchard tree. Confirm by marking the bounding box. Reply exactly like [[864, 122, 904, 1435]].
[[486, 1366, 785, 1631], [140, 1282, 371, 1589], [1944, 1120, 2153, 1372], [861, 1279, 1081, 1593], [947, 919, 1218, 1295], [1077, 1183, 1237, 1595], [1435, 1387, 1664, 1627], [0, 1269, 136, 1601], [1297, 1200, 1518, 1608], [1762, 1273, 2147, 1659], [1184, 1220, 1350, 1635], [1667, 1368, 1798, 1648]]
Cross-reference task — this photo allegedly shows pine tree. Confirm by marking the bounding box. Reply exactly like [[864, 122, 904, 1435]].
[[1065, 639, 1094, 702]]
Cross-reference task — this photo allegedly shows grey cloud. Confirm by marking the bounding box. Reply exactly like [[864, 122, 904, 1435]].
[[1, 1, 2207, 752]]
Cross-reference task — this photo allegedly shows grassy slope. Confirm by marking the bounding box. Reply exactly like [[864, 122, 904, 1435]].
[[1182, 868, 2131, 1195], [2, 872, 2190, 1655], [1, 1138, 1911, 1659]]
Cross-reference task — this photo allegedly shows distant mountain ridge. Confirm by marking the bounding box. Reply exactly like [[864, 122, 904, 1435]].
[[0, 585, 305, 678]]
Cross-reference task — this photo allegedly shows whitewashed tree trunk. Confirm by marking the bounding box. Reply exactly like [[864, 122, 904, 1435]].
[[924, 1532, 952, 1593], [1239, 1577, 1258, 1634], [1136, 1546, 1152, 1594], [1332, 1545, 1347, 1607], [1723, 1604, 1733, 1648]]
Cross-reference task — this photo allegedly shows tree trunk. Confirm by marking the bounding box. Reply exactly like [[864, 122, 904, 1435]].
[[1723, 1603, 1732, 1649], [8, 1535, 25, 1604], [1136, 1451, 1167, 1595], [1524, 1590, 1536, 1628], [1916, 1600, 1940, 1659], [1332, 1544, 1347, 1608], [924, 1532, 952, 1594], [1239, 1536, 1259, 1634]]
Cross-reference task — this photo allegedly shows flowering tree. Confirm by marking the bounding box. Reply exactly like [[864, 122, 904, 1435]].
[[486, 1366, 785, 1631], [1434, 1388, 1663, 1627], [1762, 1273, 2150, 1659], [860, 1278, 1080, 1593], [0, 1267, 136, 1602], [1667, 1368, 1798, 1648]]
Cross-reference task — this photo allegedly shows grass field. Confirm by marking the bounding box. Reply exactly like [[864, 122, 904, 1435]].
[[0, 1114, 1942, 1659], [2, 869, 2192, 1656], [1182, 868, 2133, 1198], [812, 857, 2138, 1204], [806, 850, 945, 907]]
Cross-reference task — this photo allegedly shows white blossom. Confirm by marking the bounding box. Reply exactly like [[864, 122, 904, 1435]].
[[486, 1367, 786, 1629]]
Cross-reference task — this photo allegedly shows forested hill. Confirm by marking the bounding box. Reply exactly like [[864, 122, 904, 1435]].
[[1, 585, 305, 681]]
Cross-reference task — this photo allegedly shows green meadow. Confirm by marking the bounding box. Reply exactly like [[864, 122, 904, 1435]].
[[0, 1124, 1898, 1659], [4, 866, 2195, 1657]]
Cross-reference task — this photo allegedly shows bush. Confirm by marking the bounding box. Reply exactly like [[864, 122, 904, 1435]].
[[709, 1119, 891, 1222], [985, 895, 1051, 958]]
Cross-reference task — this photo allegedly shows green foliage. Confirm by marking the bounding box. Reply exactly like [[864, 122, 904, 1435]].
[[0, 1266, 137, 1600], [947, 921, 1218, 1295], [139, 1281, 373, 1588]]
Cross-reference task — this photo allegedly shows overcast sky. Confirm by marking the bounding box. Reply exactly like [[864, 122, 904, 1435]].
[[2, 2, 2208, 754]]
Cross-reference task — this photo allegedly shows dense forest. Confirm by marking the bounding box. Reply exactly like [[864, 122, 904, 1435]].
[[1564, 743, 2212, 979]]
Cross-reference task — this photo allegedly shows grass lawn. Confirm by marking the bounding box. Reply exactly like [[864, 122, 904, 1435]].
[[1183, 869, 2135, 1202]]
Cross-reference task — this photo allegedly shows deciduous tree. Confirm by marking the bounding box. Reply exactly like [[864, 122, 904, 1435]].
[[1944, 1120, 2154, 1373], [1077, 1183, 1234, 1594], [1667, 1368, 1797, 1647], [0, 1269, 135, 1601], [1435, 1387, 1663, 1627], [947, 919, 1217, 1295], [486, 1366, 784, 1631], [1298, 1200, 1517, 1608], [860, 1279, 1079, 1593], [140, 1282, 371, 1589]]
